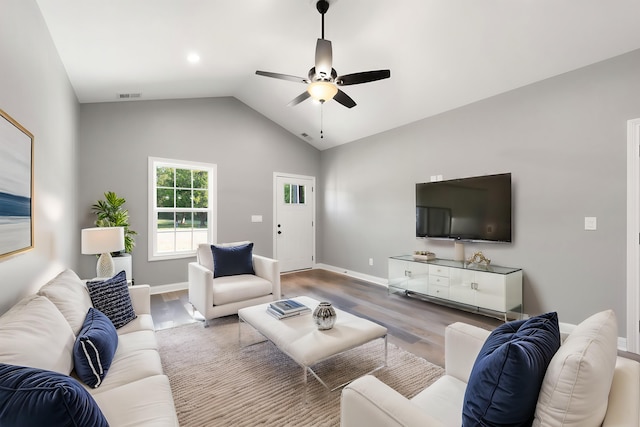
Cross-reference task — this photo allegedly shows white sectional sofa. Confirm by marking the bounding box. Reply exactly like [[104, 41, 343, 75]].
[[342, 311, 640, 427], [0, 269, 178, 426]]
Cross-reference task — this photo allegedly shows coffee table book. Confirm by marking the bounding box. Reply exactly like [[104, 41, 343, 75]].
[[270, 299, 309, 315], [266, 306, 310, 320]]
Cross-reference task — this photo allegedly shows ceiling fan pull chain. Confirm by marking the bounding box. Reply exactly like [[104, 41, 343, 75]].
[[320, 103, 324, 139]]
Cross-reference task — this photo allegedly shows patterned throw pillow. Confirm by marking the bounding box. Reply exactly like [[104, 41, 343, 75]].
[[0, 363, 109, 427], [86, 271, 136, 329], [73, 308, 118, 388]]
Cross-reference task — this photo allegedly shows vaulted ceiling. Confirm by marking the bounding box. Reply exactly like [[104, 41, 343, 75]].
[[36, 0, 640, 150]]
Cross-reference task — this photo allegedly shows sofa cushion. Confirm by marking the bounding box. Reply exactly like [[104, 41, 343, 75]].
[[212, 274, 273, 305], [0, 363, 108, 427], [73, 308, 118, 388], [533, 310, 618, 427], [462, 312, 561, 427], [0, 295, 75, 375], [91, 374, 178, 426], [37, 269, 93, 336], [211, 242, 255, 278], [87, 271, 137, 329]]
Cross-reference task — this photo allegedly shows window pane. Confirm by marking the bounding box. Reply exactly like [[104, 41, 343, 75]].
[[194, 212, 208, 229], [176, 189, 192, 208], [175, 230, 192, 252], [176, 212, 192, 228], [291, 185, 298, 204], [156, 212, 175, 253], [157, 189, 174, 208], [284, 184, 290, 204], [193, 190, 208, 208], [176, 169, 191, 188], [157, 212, 174, 229], [299, 185, 305, 204], [156, 167, 174, 187], [193, 170, 208, 189]]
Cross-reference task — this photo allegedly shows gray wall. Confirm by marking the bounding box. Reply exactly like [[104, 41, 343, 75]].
[[0, 0, 79, 314], [319, 49, 640, 333], [77, 98, 320, 286]]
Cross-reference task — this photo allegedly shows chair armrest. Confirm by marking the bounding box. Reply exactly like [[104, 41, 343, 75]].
[[341, 375, 448, 427], [188, 262, 214, 316], [253, 255, 281, 300], [128, 284, 151, 315], [602, 356, 640, 426], [445, 322, 490, 383]]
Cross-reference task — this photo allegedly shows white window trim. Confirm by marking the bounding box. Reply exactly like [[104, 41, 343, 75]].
[[148, 157, 217, 261]]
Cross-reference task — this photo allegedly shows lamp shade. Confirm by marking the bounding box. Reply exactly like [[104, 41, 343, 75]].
[[307, 81, 338, 102], [81, 227, 125, 255]]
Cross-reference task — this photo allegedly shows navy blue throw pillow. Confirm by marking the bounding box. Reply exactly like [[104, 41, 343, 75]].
[[462, 312, 561, 427], [211, 242, 255, 278], [73, 307, 118, 388], [87, 270, 136, 329], [0, 363, 109, 427]]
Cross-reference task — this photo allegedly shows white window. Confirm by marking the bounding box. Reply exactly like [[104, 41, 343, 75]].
[[148, 157, 216, 261]]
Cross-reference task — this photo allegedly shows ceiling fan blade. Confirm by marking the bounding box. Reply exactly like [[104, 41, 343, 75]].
[[287, 91, 311, 107], [314, 39, 333, 79], [336, 70, 391, 86], [256, 71, 308, 84], [334, 89, 356, 109]]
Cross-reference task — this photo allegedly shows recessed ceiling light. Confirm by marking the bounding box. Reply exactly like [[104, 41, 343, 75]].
[[187, 53, 200, 64]]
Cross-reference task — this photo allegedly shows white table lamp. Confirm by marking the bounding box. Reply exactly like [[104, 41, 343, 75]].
[[81, 227, 125, 278]]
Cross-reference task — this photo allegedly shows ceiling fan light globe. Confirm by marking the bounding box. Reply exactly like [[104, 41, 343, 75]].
[[307, 81, 338, 102]]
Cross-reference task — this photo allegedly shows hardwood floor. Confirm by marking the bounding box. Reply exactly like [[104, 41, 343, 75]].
[[150, 269, 502, 367]]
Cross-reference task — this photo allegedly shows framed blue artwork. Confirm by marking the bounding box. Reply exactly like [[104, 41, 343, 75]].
[[0, 108, 33, 258]]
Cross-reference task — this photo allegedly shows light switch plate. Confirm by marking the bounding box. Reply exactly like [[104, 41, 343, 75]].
[[251, 215, 263, 223], [584, 216, 597, 230]]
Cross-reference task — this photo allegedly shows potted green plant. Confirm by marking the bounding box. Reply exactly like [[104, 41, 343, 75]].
[[92, 191, 137, 281]]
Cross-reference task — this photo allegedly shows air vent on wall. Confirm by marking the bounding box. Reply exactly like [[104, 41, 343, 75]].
[[117, 92, 142, 100], [300, 132, 313, 141]]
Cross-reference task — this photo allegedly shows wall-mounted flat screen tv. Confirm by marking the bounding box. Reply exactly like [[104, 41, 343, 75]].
[[416, 173, 512, 243]]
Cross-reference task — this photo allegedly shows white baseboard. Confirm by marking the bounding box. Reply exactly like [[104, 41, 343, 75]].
[[149, 282, 188, 295], [313, 263, 387, 288]]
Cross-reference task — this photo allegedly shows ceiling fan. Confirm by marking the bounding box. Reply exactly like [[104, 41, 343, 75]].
[[255, 0, 391, 109]]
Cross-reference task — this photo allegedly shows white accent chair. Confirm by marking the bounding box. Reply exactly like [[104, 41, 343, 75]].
[[188, 243, 280, 326]]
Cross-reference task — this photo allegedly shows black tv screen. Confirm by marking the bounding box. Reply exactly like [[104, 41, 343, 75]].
[[416, 173, 512, 242]]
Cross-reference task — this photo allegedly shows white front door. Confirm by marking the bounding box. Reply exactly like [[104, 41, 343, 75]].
[[274, 174, 315, 272]]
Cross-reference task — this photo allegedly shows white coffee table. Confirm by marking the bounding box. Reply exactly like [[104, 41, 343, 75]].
[[238, 296, 388, 398]]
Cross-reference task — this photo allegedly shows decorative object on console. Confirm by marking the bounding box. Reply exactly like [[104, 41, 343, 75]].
[[81, 227, 125, 278], [413, 251, 436, 261], [0, 108, 34, 259], [312, 301, 337, 330], [454, 241, 465, 261], [467, 251, 491, 266]]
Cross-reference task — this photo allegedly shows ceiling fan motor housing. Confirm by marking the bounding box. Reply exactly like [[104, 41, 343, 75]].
[[316, 0, 330, 15]]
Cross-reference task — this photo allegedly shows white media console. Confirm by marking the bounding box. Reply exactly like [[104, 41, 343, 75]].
[[388, 255, 523, 321]]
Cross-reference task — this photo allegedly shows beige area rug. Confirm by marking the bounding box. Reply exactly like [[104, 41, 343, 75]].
[[157, 316, 444, 426]]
